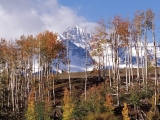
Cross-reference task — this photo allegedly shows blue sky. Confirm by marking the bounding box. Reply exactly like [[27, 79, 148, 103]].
[[59, 0, 160, 22], [59, 0, 160, 42], [0, 0, 160, 42]]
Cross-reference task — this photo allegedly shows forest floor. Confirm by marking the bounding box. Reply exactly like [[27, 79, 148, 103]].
[[52, 67, 160, 119]]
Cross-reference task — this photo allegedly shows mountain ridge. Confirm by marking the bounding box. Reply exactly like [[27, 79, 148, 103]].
[[57, 25, 160, 72]]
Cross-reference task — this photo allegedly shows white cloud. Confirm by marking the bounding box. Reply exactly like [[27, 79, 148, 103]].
[[0, 0, 96, 40]]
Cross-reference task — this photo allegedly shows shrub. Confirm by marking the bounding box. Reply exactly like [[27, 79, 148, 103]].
[[105, 93, 114, 112], [62, 87, 74, 120], [44, 99, 52, 120], [25, 90, 36, 120], [122, 102, 130, 120], [35, 100, 45, 120], [147, 94, 160, 120]]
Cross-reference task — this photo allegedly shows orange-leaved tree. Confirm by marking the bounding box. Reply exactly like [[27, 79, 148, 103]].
[[90, 19, 107, 81], [36, 31, 66, 102]]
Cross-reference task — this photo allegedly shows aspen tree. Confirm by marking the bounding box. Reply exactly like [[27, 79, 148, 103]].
[[90, 19, 107, 81], [84, 32, 88, 101], [142, 8, 155, 95], [37, 30, 66, 102], [148, 9, 158, 113], [112, 16, 130, 94], [132, 11, 145, 86]]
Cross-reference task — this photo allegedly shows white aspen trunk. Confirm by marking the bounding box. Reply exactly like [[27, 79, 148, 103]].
[[102, 55, 105, 78], [47, 64, 49, 101], [117, 59, 120, 106], [0, 66, 2, 108], [152, 24, 157, 112], [41, 64, 43, 99], [8, 79, 10, 108], [140, 40, 144, 84], [11, 71, 15, 111], [105, 43, 108, 77], [138, 37, 141, 86], [84, 38, 88, 101], [46, 62, 49, 83], [142, 57, 145, 85], [41, 71, 44, 100], [112, 44, 114, 75], [20, 77, 23, 108], [130, 40, 133, 84], [6, 43, 10, 108], [144, 25, 148, 95], [116, 34, 119, 106], [128, 46, 131, 86], [113, 34, 116, 82], [67, 34, 71, 94], [117, 53, 120, 106], [108, 46, 112, 87], [27, 57, 30, 94], [98, 54, 101, 81], [52, 73, 55, 105], [46, 62, 49, 101], [15, 74, 18, 112], [117, 35, 120, 84], [43, 63, 47, 96], [34, 56, 36, 101], [111, 35, 115, 77], [125, 47, 128, 91], [38, 38, 41, 98], [24, 59, 27, 99], [136, 38, 140, 80]]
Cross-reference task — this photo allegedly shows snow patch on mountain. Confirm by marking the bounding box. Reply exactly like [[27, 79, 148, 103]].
[[62, 25, 91, 49], [56, 26, 94, 72]]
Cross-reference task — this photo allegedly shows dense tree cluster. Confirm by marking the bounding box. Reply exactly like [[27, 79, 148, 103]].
[[0, 31, 66, 119], [0, 8, 159, 119]]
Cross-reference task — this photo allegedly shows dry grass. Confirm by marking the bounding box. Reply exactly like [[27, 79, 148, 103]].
[[57, 67, 160, 79]]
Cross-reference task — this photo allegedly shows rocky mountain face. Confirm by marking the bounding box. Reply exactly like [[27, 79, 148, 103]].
[[56, 25, 160, 72], [57, 26, 93, 72]]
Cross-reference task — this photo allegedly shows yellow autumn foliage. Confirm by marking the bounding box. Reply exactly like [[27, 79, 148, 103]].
[[25, 89, 36, 120], [62, 87, 74, 120], [122, 102, 130, 120]]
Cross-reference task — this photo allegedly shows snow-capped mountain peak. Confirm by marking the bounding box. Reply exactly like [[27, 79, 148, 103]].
[[62, 25, 91, 49], [65, 25, 85, 36], [56, 25, 93, 72]]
